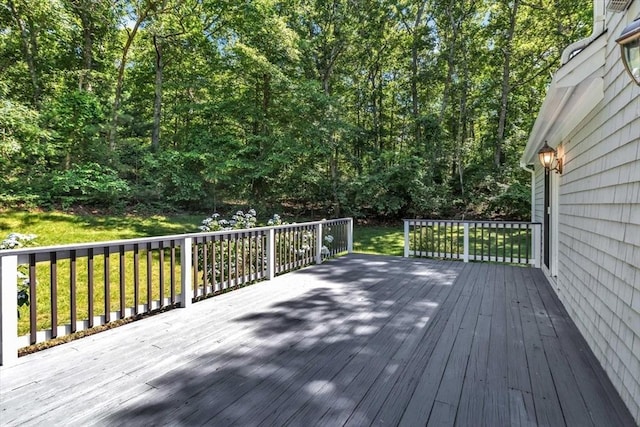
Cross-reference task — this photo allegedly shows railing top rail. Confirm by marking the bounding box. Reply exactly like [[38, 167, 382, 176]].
[[273, 220, 329, 231], [403, 219, 542, 225], [0, 218, 353, 258]]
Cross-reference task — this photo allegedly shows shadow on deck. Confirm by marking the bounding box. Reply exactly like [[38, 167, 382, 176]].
[[0, 254, 635, 426]]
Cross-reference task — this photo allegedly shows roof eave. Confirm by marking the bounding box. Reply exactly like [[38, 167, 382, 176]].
[[521, 33, 607, 166]]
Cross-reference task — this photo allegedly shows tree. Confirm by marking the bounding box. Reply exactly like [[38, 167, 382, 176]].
[[0, 0, 594, 218], [108, 0, 165, 149]]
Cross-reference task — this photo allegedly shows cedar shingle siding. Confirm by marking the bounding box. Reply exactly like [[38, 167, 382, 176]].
[[531, 5, 640, 422]]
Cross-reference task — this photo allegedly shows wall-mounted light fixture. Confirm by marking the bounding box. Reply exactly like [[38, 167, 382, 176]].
[[538, 141, 563, 174], [616, 18, 640, 85]]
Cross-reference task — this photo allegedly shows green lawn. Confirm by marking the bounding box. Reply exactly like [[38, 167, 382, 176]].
[[1, 210, 204, 336], [2, 210, 405, 254], [353, 224, 405, 256], [407, 223, 532, 261], [0, 210, 203, 246]]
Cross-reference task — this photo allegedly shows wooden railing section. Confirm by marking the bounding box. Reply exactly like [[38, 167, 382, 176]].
[[403, 219, 541, 267], [0, 218, 353, 365]]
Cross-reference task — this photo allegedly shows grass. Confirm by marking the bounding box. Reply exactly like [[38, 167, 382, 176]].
[[1, 210, 407, 254], [408, 224, 532, 261], [353, 221, 534, 263], [353, 224, 405, 256], [0, 210, 203, 246], [1, 210, 203, 336]]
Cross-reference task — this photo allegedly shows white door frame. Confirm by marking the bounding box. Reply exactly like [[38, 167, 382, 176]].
[[550, 166, 560, 278]]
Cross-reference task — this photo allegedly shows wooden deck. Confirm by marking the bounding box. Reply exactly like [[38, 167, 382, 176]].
[[0, 254, 635, 426]]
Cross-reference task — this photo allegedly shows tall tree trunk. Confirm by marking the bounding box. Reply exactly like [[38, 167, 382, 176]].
[[456, 52, 470, 195], [108, 6, 152, 150], [8, 0, 40, 107], [370, 67, 380, 152], [378, 70, 384, 153], [438, 35, 455, 182], [312, 3, 350, 218], [320, 48, 342, 217], [438, 1, 458, 124], [495, 0, 520, 168], [411, 1, 427, 145], [251, 73, 271, 198], [262, 73, 271, 133], [330, 144, 340, 217], [152, 34, 163, 150], [78, 8, 94, 91]]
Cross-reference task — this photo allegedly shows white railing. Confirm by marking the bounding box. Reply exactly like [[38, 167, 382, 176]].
[[0, 218, 353, 366], [403, 219, 541, 267]]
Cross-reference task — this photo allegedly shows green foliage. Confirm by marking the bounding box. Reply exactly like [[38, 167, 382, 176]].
[[488, 181, 532, 220], [1, 232, 38, 316], [42, 89, 108, 164], [349, 153, 449, 219], [199, 209, 259, 231], [0, 0, 593, 218], [50, 163, 130, 208], [0, 83, 52, 188], [149, 150, 213, 210]]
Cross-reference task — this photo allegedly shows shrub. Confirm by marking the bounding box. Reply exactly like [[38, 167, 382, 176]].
[[487, 181, 531, 220], [199, 209, 258, 231], [196, 210, 333, 284], [50, 163, 130, 208], [1, 233, 38, 316]]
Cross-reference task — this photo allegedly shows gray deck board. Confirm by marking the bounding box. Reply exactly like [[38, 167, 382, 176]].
[[0, 254, 636, 427], [398, 263, 484, 426], [455, 312, 491, 427], [340, 279, 453, 426], [347, 262, 470, 427], [288, 272, 442, 425], [207, 260, 436, 425], [519, 269, 566, 427], [250, 260, 459, 427], [483, 265, 510, 427], [532, 268, 633, 427]]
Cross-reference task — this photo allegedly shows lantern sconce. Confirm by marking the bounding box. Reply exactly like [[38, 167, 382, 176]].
[[616, 18, 640, 85], [538, 141, 563, 174]]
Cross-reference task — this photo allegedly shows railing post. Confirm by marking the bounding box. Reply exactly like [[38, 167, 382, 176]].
[[463, 223, 470, 263], [533, 224, 542, 268], [266, 228, 275, 279], [403, 220, 410, 258], [180, 238, 192, 309], [316, 223, 323, 265], [0, 254, 19, 366], [347, 219, 353, 254]]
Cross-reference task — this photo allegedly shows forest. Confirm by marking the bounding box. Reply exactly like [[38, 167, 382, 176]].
[[0, 0, 592, 220]]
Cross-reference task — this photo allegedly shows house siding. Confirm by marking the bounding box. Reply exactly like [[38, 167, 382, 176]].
[[534, 167, 545, 229], [532, 7, 640, 423]]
